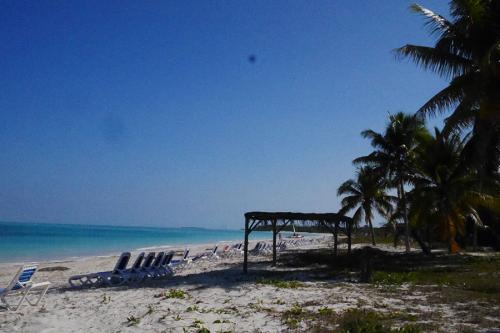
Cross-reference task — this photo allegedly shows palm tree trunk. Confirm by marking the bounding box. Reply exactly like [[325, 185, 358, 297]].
[[399, 180, 411, 253], [394, 185, 401, 248], [367, 216, 376, 246], [392, 222, 398, 248], [473, 222, 478, 251]]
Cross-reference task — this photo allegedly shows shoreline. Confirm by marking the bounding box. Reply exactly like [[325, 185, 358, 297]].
[[0, 240, 237, 267], [0, 233, 326, 267]]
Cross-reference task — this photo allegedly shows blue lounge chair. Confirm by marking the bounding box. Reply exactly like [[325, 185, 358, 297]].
[[158, 251, 175, 277], [68, 252, 131, 288], [1, 265, 50, 311], [135, 252, 155, 281], [122, 252, 145, 283], [147, 252, 165, 279]]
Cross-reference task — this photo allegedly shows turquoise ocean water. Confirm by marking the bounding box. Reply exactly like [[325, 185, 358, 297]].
[[0, 221, 272, 263]]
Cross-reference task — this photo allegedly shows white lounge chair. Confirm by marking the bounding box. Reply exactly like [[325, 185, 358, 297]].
[[169, 249, 191, 271], [230, 243, 243, 256], [249, 242, 263, 255], [192, 246, 219, 262], [68, 252, 131, 288], [251, 242, 272, 255], [1, 265, 50, 311]]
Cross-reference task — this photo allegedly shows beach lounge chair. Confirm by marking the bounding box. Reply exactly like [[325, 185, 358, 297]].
[[221, 244, 231, 256], [1, 265, 50, 311], [144, 252, 165, 279], [249, 242, 262, 255], [68, 252, 131, 288], [135, 252, 156, 281], [158, 251, 175, 277], [207, 246, 219, 260], [192, 246, 218, 262], [228, 243, 243, 256], [262, 243, 272, 254], [122, 252, 145, 283], [170, 249, 191, 270], [221, 243, 240, 257]]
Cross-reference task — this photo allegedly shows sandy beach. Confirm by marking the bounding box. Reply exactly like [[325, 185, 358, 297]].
[[1, 237, 499, 333]]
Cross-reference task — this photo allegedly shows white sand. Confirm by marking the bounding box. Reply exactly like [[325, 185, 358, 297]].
[[1, 239, 499, 333]]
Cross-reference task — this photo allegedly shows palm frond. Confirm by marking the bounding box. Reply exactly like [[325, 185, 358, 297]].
[[416, 72, 477, 118], [337, 180, 361, 196], [451, 0, 488, 24], [360, 130, 387, 149], [442, 102, 478, 135], [340, 195, 362, 211], [410, 4, 453, 37], [395, 44, 472, 80], [352, 207, 364, 226]]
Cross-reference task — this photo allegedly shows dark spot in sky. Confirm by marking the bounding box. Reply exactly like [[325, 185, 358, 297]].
[[101, 113, 126, 144], [248, 54, 256, 63]]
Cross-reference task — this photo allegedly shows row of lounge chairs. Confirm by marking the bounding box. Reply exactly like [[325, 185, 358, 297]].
[[249, 238, 314, 255], [68, 251, 175, 288], [68, 245, 220, 288]]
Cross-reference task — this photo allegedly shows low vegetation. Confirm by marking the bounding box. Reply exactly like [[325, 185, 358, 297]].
[[126, 315, 140, 326], [257, 278, 304, 289], [371, 255, 500, 302], [338, 309, 422, 333], [279, 306, 424, 332], [154, 289, 187, 299]]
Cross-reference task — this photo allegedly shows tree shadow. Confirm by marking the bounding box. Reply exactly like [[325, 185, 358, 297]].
[[59, 256, 342, 294], [59, 247, 488, 294]]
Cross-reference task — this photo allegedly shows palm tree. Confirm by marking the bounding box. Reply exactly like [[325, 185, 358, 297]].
[[409, 129, 500, 252], [353, 112, 430, 252], [395, 1, 500, 183], [337, 166, 394, 246]]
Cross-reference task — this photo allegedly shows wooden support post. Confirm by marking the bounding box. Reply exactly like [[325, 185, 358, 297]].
[[334, 221, 339, 256], [243, 217, 249, 273], [272, 219, 277, 266], [347, 220, 352, 255]]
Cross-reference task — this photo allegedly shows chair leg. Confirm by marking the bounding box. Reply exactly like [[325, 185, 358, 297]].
[[13, 287, 32, 311], [25, 284, 50, 306], [1, 295, 11, 310]]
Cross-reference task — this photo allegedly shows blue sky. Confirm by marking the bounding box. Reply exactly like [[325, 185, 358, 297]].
[[0, 0, 449, 228]]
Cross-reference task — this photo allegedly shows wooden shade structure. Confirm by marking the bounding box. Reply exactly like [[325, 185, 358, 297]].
[[243, 211, 353, 273]]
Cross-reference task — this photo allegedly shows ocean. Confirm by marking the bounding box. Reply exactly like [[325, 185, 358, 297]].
[[0, 221, 272, 263]]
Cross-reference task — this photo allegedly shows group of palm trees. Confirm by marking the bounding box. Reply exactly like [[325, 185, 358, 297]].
[[337, 0, 500, 253]]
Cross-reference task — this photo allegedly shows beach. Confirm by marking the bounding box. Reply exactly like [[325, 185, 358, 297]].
[[1, 237, 499, 333]]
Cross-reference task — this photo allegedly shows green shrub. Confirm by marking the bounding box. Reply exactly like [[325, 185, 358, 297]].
[[126, 315, 140, 326], [154, 289, 186, 299], [197, 328, 210, 333], [339, 309, 386, 333], [281, 304, 304, 329], [257, 278, 304, 289], [186, 305, 199, 312], [283, 304, 303, 317], [396, 324, 422, 333], [338, 309, 422, 333], [318, 307, 334, 316]]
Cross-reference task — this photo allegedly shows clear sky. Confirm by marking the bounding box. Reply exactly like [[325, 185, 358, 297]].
[[0, 0, 450, 228]]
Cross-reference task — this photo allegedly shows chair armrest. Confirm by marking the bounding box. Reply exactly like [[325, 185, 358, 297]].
[[31, 281, 51, 289]]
